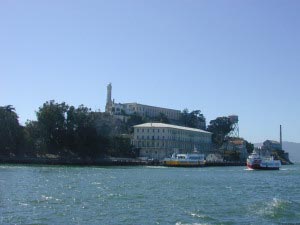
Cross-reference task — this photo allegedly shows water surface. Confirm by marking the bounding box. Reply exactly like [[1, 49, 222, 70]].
[[1, 164, 299, 224]]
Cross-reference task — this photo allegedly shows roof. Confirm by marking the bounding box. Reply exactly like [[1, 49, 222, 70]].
[[123, 103, 181, 112], [230, 140, 244, 145], [133, 123, 211, 134]]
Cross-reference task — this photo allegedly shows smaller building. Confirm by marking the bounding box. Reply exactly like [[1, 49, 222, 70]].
[[221, 138, 248, 160], [132, 123, 212, 160], [262, 140, 282, 151]]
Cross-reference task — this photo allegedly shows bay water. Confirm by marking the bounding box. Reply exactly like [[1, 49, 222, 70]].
[[1, 164, 299, 225]]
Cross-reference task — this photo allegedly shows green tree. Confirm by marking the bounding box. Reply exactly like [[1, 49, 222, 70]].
[[0, 105, 23, 156], [108, 136, 135, 157], [66, 105, 101, 157], [207, 117, 234, 147], [180, 109, 206, 129], [245, 141, 254, 154], [24, 120, 45, 155], [126, 113, 145, 133], [36, 100, 69, 153], [154, 113, 169, 124]]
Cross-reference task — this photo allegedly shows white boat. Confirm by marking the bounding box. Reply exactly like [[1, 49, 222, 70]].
[[247, 151, 281, 170], [163, 153, 205, 167]]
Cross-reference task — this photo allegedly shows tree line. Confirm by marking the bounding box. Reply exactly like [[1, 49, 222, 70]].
[[0, 101, 134, 159]]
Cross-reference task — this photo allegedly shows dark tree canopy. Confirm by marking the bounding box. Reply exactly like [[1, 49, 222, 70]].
[[36, 100, 69, 153], [154, 113, 169, 124], [207, 117, 234, 147], [0, 101, 136, 159], [245, 141, 254, 154], [179, 109, 206, 129], [0, 105, 23, 155]]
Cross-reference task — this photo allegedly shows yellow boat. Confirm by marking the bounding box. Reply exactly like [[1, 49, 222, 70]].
[[163, 153, 205, 167]]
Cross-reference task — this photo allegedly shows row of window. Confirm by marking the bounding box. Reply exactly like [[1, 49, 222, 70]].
[[136, 135, 210, 142], [137, 136, 165, 140], [136, 128, 166, 133], [127, 105, 179, 116], [135, 141, 210, 149], [136, 128, 209, 138]]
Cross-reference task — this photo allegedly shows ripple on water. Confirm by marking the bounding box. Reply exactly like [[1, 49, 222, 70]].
[[252, 197, 300, 223], [188, 211, 217, 222]]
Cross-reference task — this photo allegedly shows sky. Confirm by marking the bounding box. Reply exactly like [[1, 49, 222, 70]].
[[1, 0, 300, 143]]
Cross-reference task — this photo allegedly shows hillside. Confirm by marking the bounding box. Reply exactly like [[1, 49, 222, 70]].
[[254, 141, 300, 163]]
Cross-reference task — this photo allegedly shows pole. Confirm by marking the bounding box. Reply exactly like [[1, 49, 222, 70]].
[[280, 125, 282, 150]]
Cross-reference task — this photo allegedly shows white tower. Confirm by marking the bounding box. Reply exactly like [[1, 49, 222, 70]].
[[105, 83, 112, 113]]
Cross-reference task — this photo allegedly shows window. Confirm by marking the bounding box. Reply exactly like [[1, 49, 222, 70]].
[[137, 128, 139, 132], [137, 136, 139, 139], [152, 136, 154, 140], [142, 129, 144, 132]]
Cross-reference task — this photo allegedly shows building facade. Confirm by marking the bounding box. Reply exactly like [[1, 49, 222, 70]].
[[262, 140, 282, 151], [105, 83, 181, 121], [132, 123, 212, 160], [223, 138, 249, 160]]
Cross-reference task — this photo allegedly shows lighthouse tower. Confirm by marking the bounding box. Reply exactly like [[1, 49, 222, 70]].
[[105, 83, 113, 113]]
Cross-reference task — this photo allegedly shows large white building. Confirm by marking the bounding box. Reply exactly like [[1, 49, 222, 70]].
[[105, 83, 181, 121], [132, 123, 212, 160]]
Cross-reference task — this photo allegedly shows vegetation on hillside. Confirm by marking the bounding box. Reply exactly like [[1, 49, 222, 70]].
[[207, 117, 234, 147], [0, 102, 135, 159]]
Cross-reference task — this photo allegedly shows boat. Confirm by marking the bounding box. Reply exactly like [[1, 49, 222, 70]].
[[163, 153, 206, 167], [247, 151, 281, 170]]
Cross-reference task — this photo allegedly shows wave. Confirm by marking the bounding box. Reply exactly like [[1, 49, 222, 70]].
[[256, 197, 298, 219]]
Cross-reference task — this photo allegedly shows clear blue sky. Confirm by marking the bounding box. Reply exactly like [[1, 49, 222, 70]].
[[1, 0, 300, 143]]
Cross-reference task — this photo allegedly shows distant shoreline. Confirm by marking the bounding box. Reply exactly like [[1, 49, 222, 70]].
[[0, 156, 248, 167]]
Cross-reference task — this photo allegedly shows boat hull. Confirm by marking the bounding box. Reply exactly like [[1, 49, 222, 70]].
[[164, 160, 205, 167], [246, 152, 281, 170], [247, 163, 280, 170], [164, 153, 206, 167]]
